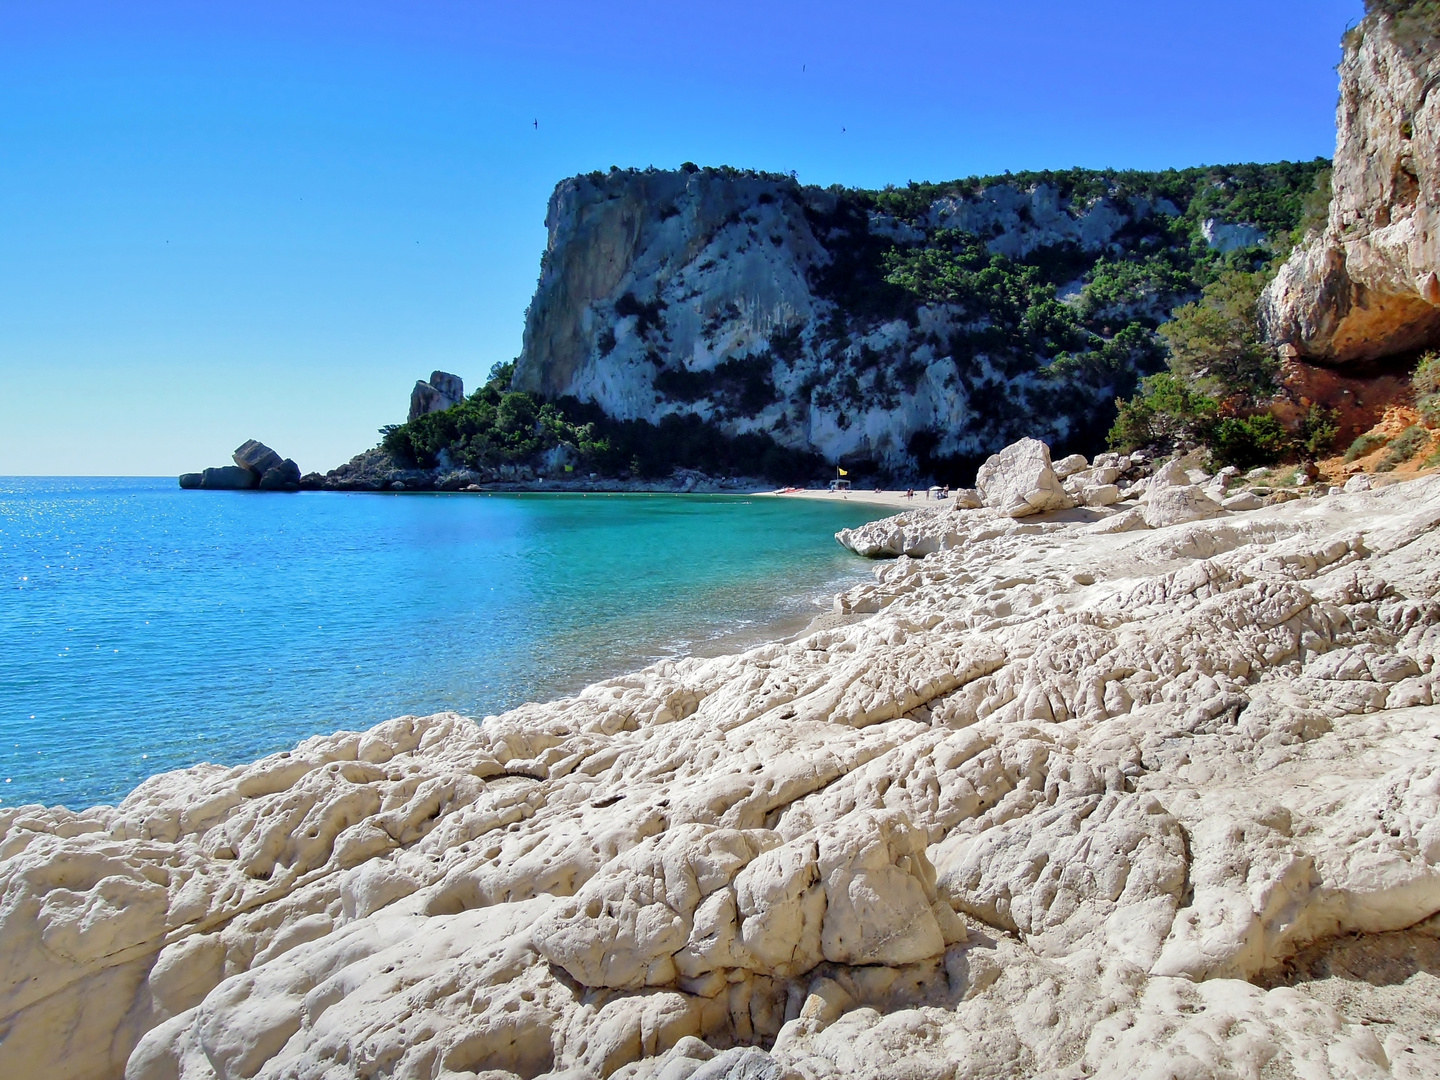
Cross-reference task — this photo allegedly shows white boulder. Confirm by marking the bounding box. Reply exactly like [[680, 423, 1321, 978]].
[[952, 488, 983, 510], [975, 438, 1075, 518], [1222, 491, 1266, 512], [1079, 483, 1120, 507], [1143, 484, 1223, 528]]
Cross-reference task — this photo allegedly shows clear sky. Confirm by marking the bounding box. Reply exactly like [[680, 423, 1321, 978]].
[[0, 0, 1365, 476]]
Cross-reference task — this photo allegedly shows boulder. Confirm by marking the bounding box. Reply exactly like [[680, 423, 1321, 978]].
[[1222, 491, 1266, 512], [531, 810, 951, 991], [177, 473, 202, 489], [1079, 484, 1120, 507], [975, 438, 1075, 518], [199, 466, 258, 490], [952, 488, 983, 510], [1143, 483, 1223, 528], [1148, 461, 1184, 490], [1052, 453, 1089, 479], [232, 440, 283, 478], [408, 372, 465, 422], [258, 459, 302, 491], [428, 370, 463, 404]]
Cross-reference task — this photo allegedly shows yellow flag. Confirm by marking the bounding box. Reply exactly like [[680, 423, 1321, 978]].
[[838, 467, 848, 476]]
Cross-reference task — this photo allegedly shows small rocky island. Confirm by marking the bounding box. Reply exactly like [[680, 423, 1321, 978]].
[[179, 440, 301, 491]]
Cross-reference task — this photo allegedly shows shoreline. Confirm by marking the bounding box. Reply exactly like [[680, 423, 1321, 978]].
[[762, 486, 948, 510], [2, 480, 897, 814], [17, 468, 1440, 1078]]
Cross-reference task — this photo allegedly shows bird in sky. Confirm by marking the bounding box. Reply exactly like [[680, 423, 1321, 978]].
[[533, 118, 538, 130]]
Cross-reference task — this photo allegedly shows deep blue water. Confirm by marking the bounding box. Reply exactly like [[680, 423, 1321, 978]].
[[0, 479, 883, 811]]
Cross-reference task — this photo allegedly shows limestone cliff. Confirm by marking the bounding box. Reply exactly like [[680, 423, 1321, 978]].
[[516, 162, 1324, 477], [1262, 7, 1440, 364]]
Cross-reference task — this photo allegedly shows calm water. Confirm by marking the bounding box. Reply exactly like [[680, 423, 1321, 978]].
[[0, 479, 883, 810]]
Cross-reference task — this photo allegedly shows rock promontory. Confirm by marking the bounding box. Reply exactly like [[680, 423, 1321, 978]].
[[512, 159, 1325, 478]]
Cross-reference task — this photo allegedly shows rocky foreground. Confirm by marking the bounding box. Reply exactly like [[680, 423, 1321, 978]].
[[9, 459, 1440, 1079]]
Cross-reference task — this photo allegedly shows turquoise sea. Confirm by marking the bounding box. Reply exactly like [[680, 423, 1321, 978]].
[[0, 479, 884, 811]]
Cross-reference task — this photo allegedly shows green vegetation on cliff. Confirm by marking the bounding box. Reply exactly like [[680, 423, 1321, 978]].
[[1106, 166, 1347, 469], [382, 363, 823, 483], [800, 159, 1329, 475]]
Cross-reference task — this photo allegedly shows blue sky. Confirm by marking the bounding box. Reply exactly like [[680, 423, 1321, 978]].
[[0, 0, 1364, 475]]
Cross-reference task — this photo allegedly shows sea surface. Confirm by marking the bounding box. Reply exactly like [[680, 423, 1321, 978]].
[[0, 478, 884, 811]]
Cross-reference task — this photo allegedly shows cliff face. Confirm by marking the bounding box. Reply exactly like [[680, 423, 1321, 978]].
[[1262, 10, 1440, 364], [516, 164, 1320, 476]]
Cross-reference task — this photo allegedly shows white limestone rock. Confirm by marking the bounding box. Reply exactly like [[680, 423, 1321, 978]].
[[1079, 483, 1120, 507], [407, 370, 464, 422], [1143, 483, 1224, 528], [974, 438, 1075, 518], [951, 487, 982, 510], [1260, 9, 1440, 365], [509, 170, 1198, 477], [834, 507, 962, 558], [1346, 473, 1374, 493], [16, 474, 1440, 1079], [1223, 490, 1266, 511]]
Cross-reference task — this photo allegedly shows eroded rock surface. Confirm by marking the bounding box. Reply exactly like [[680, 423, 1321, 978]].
[[12, 475, 1440, 1078]]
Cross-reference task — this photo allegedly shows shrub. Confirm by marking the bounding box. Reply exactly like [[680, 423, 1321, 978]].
[[1208, 414, 1290, 470], [1289, 168, 1332, 249], [1378, 424, 1430, 470], [614, 292, 667, 338], [1078, 255, 1191, 323], [1418, 392, 1440, 427], [1413, 351, 1440, 395], [1344, 432, 1390, 463], [1107, 372, 1218, 453], [1158, 271, 1278, 402], [1365, 1, 1440, 48], [1298, 405, 1341, 458], [653, 354, 778, 414]]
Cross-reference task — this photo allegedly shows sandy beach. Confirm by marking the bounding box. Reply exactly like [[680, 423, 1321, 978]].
[[762, 486, 950, 510]]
